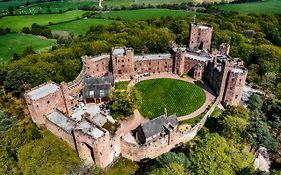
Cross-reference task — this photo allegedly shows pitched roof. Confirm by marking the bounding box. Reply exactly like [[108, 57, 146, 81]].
[[140, 114, 178, 139], [46, 111, 74, 133]]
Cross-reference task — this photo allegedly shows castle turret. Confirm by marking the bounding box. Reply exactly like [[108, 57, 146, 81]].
[[219, 43, 230, 56], [188, 23, 213, 51], [193, 63, 203, 80]]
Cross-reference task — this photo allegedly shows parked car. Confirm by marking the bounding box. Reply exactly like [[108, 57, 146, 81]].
[[80, 103, 86, 110]]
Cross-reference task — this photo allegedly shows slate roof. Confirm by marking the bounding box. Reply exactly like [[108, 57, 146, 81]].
[[140, 114, 178, 139], [76, 121, 105, 138], [83, 75, 114, 99]]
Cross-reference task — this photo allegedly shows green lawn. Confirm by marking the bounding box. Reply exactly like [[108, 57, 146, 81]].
[[97, 9, 198, 20], [135, 78, 206, 119], [217, 0, 281, 14], [105, 157, 138, 175], [49, 18, 114, 35], [115, 81, 130, 90], [0, 10, 86, 31], [0, 33, 56, 63]]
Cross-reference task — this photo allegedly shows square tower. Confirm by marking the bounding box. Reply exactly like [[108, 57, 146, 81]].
[[188, 23, 213, 51], [111, 47, 135, 80]]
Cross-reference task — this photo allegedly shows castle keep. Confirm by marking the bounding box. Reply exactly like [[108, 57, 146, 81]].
[[24, 23, 247, 168]]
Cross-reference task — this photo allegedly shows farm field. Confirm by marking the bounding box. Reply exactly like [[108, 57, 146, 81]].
[[97, 8, 198, 20], [217, 0, 281, 14], [14, 0, 97, 15], [135, 78, 206, 119], [0, 0, 38, 13], [49, 18, 114, 35], [103, 0, 190, 7], [0, 33, 56, 63], [0, 10, 86, 31]]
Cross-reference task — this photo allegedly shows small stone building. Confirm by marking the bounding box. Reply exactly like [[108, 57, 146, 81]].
[[135, 114, 178, 144]]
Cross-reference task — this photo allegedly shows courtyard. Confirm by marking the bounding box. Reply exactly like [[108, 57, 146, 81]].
[[134, 77, 206, 119]]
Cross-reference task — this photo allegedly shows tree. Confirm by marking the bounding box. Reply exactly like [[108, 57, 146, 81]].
[[265, 101, 281, 138], [17, 132, 80, 175], [248, 93, 263, 110], [189, 133, 253, 175], [149, 163, 185, 175], [261, 72, 276, 96], [109, 90, 134, 118], [247, 121, 279, 151], [156, 152, 190, 170], [0, 110, 17, 132], [21, 27, 30, 34], [21, 46, 36, 57]]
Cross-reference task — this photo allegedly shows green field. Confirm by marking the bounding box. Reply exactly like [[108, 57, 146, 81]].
[[49, 18, 113, 35], [98, 9, 198, 20], [103, 0, 191, 7], [0, 10, 86, 31], [14, 0, 96, 15], [0, 0, 38, 13], [135, 78, 206, 119], [218, 0, 281, 14], [0, 33, 56, 63]]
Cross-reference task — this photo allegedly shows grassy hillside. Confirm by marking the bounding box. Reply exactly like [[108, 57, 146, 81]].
[[97, 9, 198, 20], [0, 10, 86, 31], [0, 33, 56, 63], [218, 0, 281, 14], [49, 18, 114, 35]]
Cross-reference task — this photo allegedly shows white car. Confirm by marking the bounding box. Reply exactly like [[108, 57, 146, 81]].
[[80, 103, 86, 110]]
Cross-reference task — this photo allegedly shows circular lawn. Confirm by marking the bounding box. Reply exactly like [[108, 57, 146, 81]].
[[134, 78, 206, 119]]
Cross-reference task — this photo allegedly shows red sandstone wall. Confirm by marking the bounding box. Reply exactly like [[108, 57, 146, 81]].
[[112, 49, 135, 80], [183, 59, 206, 75], [188, 24, 213, 51], [25, 89, 67, 126], [134, 59, 173, 74], [223, 70, 247, 106], [84, 56, 110, 78], [45, 119, 75, 149]]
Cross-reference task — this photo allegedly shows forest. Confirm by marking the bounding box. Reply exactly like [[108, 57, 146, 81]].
[[0, 11, 280, 175]]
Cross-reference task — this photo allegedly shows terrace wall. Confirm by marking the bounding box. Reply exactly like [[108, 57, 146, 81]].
[[134, 59, 173, 74]]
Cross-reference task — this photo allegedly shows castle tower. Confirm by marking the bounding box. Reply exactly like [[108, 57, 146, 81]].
[[193, 63, 203, 80], [111, 47, 135, 80], [188, 23, 213, 51], [222, 68, 247, 106], [219, 43, 230, 56], [218, 60, 234, 102], [174, 48, 186, 75]]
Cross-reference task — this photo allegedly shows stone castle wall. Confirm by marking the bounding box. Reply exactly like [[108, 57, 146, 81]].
[[45, 116, 76, 149], [25, 83, 69, 126], [134, 59, 173, 74], [188, 23, 213, 51]]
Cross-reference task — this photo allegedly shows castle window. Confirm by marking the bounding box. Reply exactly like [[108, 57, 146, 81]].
[[128, 59, 130, 61], [47, 101, 50, 104], [121, 65, 125, 67], [96, 64, 98, 67], [165, 62, 167, 64], [230, 87, 233, 90], [135, 68, 137, 71], [118, 70, 122, 74], [100, 90, 105, 96], [157, 67, 159, 70], [93, 71, 94, 73], [122, 60, 124, 62], [87, 67, 90, 69], [164, 66, 167, 68], [158, 62, 159, 65], [102, 62, 104, 65], [149, 63, 151, 65], [235, 95, 238, 99], [37, 105, 39, 107], [148, 68, 151, 70], [118, 60, 120, 63], [139, 63, 142, 66]]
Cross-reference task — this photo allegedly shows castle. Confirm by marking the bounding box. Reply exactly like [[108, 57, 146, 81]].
[[24, 23, 247, 168]]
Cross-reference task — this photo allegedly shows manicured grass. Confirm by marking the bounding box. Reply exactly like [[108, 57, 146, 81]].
[[97, 9, 198, 20], [0, 10, 86, 31], [115, 81, 130, 90], [105, 157, 139, 175], [49, 18, 114, 35], [0, 33, 56, 63], [217, 0, 281, 14], [135, 78, 206, 119]]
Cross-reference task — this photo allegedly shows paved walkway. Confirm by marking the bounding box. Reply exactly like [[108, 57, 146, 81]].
[[128, 73, 215, 121], [115, 110, 148, 138]]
